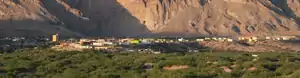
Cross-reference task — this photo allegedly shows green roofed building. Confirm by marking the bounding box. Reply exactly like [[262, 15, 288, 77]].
[[130, 40, 140, 44]]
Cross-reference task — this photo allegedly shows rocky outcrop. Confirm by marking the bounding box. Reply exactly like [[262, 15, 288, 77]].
[[1, 0, 300, 37]]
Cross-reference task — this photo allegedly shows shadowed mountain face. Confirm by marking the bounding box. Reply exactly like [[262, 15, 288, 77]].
[[0, 0, 300, 37], [0, 0, 150, 37], [42, 0, 150, 37], [262, 0, 300, 25], [65, 0, 151, 37]]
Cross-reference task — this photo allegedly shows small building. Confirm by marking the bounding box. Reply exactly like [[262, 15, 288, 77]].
[[282, 37, 289, 40], [130, 40, 140, 44], [141, 39, 152, 44], [80, 39, 89, 42], [251, 36, 258, 40], [92, 42, 104, 46], [205, 37, 211, 40], [52, 34, 59, 42], [153, 51, 161, 54], [119, 41, 130, 45], [238, 37, 245, 40], [217, 38, 225, 41], [212, 37, 217, 41], [266, 36, 271, 40], [196, 39, 204, 42], [248, 39, 254, 42], [276, 37, 281, 40], [103, 42, 114, 46], [227, 39, 233, 42], [96, 39, 105, 42], [168, 40, 175, 43], [281, 36, 297, 40], [178, 38, 184, 42]]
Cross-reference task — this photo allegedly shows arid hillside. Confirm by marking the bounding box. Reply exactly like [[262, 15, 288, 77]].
[[0, 0, 300, 37]]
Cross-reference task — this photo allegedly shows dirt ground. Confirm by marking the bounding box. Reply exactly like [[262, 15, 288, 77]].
[[200, 40, 300, 52]]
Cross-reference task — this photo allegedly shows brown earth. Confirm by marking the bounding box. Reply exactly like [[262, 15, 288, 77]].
[[200, 40, 300, 52], [0, 0, 300, 37], [163, 65, 189, 70]]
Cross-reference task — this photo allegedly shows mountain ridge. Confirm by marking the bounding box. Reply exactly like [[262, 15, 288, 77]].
[[0, 0, 299, 37]]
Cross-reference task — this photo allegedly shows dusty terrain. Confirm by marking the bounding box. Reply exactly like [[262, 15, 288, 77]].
[[0, 0, 300, 37], [200, 40, 300, 52]]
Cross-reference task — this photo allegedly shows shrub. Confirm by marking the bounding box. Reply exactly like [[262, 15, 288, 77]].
[[0, 49, 299, 77]]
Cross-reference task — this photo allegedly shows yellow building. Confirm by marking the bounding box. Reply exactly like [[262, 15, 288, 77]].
[[52, 34, 58, 42]]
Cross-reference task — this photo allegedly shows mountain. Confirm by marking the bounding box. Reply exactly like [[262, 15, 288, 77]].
[[0, 0, 300, 37]]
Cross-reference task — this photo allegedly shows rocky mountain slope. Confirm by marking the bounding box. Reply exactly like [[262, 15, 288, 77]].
[[0, 0, 300, 37]]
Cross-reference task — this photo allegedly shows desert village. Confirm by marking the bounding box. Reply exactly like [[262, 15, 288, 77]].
[[50, 34, 300, 53], [0, 34, 299, 53]]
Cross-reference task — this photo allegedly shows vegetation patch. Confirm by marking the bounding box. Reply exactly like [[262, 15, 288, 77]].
[[0, 49, 300, 77]]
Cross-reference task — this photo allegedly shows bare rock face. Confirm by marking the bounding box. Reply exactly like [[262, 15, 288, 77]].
[[0, 0, 84, 37], [117, 0, 300, 36], [1, 0, 300, 37]]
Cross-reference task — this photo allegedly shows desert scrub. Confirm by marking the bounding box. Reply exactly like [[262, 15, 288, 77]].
[[0, 49, 300, 78]]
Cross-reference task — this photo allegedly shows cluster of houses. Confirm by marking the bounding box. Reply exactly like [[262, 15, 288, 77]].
[[51, 35, 299, 52], [1, 34, 298, 53], [237, 36, 299, 42], [52, 38, 158, 51]]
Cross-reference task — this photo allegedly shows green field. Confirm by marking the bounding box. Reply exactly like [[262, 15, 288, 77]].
[[1, 49, 300, 78]]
